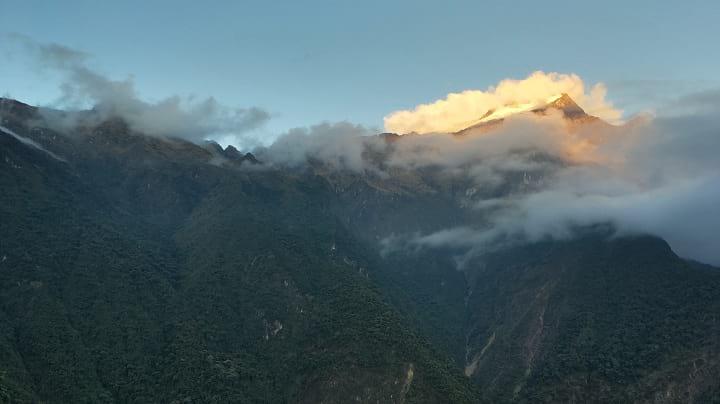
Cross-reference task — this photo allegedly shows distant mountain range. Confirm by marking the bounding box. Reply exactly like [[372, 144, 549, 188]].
[[1, 95, 719, 403]]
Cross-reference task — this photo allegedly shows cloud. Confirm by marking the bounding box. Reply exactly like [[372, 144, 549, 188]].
[[7, 34, 270, 143], [405, 175, 720, 267], [394, 98, 720, 266], [260, 108, 600, 182], [242, 69, 719, 267], [384, 71, 622, 134], [388, 111, 583, 164], [8, 36, 715, 265], [258, 122, 381, 171]]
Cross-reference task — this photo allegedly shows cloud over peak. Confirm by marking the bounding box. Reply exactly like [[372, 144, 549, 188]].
[[384, 71, 623, 134]]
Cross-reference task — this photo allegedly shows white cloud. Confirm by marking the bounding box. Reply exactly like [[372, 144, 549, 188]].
[[259, 122, 380, 171], [7, 35, 270, 143], [398, 100, 720, 266], [384, 71, 622, 134]]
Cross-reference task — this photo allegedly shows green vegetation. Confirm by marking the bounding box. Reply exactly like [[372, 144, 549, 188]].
[[0, 127, 478, 403], [2, 106, 720, 403], [463, 235, 720, 402]]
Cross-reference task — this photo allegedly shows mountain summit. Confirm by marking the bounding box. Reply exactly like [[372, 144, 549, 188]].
[[533, 93, 588, 118], [455, 93, 598, 135]]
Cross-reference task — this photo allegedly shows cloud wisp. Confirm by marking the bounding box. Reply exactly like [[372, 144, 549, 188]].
[[6, 34, 270, 143], [259, 122, 381, 171]]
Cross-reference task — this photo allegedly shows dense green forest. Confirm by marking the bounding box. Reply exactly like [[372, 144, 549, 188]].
[[1, 99, 719, 403]]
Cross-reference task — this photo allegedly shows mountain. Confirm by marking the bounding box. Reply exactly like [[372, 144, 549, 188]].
[[462, 234, 720, 402], [531, 93, 589, 119], [455, 93, 604, 136], [2, 97, 720, 403], [0, 99, 478, 403]]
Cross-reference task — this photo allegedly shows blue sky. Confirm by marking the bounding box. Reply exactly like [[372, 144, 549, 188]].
[[2, 0, 720, 140]]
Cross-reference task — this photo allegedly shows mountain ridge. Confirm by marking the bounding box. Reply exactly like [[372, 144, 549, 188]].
[[454, 93, 605, 136], [2, 97, 720, 403]]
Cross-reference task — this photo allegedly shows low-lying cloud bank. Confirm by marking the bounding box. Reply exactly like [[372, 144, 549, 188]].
[[261, 122, 380, 171], [405, 174, 720, 268], [260, 86, 720, 266], [6, 34, 270, 143], [406, 100, 719, 266], [384, 71, 623, 134]]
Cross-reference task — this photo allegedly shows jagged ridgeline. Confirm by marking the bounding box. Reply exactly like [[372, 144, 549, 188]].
[[1, 96, 720, 403]]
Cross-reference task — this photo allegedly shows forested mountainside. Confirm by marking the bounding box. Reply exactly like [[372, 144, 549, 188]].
[[1, 97, 719, 403]]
